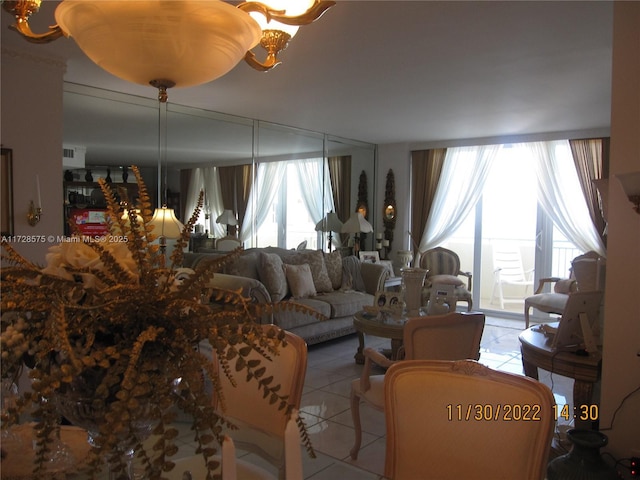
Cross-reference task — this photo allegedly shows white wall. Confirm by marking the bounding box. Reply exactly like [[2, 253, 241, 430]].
[[600, 1, 640, 460], [1, 46, 65, 264]]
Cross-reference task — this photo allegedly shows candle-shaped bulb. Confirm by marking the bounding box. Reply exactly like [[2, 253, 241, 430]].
[[36, 175, 42, 208]]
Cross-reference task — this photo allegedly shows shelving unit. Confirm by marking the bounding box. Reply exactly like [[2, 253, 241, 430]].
[[63, 180, 138, 236]]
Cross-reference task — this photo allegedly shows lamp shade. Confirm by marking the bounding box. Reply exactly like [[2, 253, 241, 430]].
[[315, 211, 343, 232], [216, 209, 238, 226], [55, 0, 262, 88], [341, 212, 373, 234], [150, 207, 184, 239]]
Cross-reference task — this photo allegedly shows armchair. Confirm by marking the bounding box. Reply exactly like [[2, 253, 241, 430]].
[[383, 360, 555, 480], [524, 251, 605, 328], [418, 247, 473, 311], [349, 312, 485, 459]]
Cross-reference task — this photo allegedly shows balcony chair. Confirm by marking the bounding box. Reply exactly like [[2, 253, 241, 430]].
[[383, 359, 555, 480], [349, 312, 485, 460], [524, 251, 605, 329], [490, 244, 534, 309], [211, 324, 307, 480], [418, 247, 473, 311]]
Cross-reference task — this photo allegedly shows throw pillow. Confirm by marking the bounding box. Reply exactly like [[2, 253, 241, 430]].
[[284, 250, 333, 293], [324, 250, 343, 290], [554, 279, 576, 294], [228, 252, 260, 280], [258, 252, 288, 302], [284, 263, 317, 299]]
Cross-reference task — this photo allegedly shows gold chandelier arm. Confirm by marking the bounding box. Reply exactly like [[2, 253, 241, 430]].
[[9, 19, 65, 44], [244, 50, 281, 72], [238, 0, 336, 27], [3, 1, 65, 44]]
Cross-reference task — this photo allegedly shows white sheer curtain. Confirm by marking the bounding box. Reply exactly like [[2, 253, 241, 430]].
[[526, 141, 606, 256], [240, 161, 286, 246], [419, 144, 500, 252], [293, 158, 335, 224], [184, 167, 225, 237]]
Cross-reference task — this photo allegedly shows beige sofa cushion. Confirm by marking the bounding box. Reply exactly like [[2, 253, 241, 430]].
[[228, 251, 260, 280], [284, 263, 317, 299], [283, 250, 333, 293], [316, 290, 374, 318], [258, 252, 288, 302], [324, 250, 343, 290]]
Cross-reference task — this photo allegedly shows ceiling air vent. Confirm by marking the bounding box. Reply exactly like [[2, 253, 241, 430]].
[[63, 145, 86, 169]]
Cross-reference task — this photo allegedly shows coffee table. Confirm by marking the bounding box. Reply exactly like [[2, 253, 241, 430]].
[[353, 310, 408, 364]]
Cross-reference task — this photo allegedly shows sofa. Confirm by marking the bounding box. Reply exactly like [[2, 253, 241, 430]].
[[183, 247, 390, 345]]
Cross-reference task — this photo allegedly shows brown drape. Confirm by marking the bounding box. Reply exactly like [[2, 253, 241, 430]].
[[410, 149, 446, 251], [218, 164, 253, 236], [328, 155, 351, 245], [569, 137, 609, 243]]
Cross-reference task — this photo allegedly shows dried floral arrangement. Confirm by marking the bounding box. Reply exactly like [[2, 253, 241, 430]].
[[0, 165, 317, 479]]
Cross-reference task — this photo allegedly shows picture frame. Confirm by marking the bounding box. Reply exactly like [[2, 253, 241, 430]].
[[359, 250, 380, 263], [1, 148, 14, 237], [374, 290, 404, 316]]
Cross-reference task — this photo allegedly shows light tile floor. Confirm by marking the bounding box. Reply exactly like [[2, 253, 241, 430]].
[[168, 316, 576, 479]]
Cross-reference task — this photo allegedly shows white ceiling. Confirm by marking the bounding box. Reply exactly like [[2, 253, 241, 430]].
[[1, 1, 613, 166]]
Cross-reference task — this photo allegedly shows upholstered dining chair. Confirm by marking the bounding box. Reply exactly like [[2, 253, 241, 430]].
[[383, 360, 555, 480], [524, 251, 605, 328], [167, 425, 303, 480], [419, 247, 473, 311], [216, 236, 242, 251], [211, 324, 307, 480], [167, 435, 274, 480], [349, 312, 485, 459]]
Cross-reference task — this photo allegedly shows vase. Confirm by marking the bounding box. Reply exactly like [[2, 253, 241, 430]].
[[401, 267, 427, 316], [397, 250, 413, 269], [56, 391, 158, 479], [547, 429, 618, 480]]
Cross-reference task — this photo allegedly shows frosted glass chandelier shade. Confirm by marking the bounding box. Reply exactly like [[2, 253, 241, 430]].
[[54, 0, 262, 88]]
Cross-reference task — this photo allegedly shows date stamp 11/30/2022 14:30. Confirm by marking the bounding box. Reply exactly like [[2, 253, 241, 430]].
[[446, 403, 599, 422]]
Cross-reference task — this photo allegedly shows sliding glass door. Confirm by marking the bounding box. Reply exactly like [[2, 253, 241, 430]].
[[441, 143, 584, 319]]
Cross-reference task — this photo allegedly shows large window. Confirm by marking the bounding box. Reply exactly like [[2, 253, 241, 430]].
[[253, 159, 333, 249], [438, 142, 591, 317]]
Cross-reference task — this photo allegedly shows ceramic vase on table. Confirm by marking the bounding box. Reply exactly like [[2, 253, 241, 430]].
[[547, 429, 618, 480], [401, 267, 427, 316]]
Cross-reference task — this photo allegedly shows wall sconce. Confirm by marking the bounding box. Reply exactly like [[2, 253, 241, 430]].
[[27, 201, 42, 226], [615, 171, 640, 215], [27, 175, 42, 226]]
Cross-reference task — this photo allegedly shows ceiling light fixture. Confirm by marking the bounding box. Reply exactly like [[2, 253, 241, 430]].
[[2, 0, 335, 86]]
